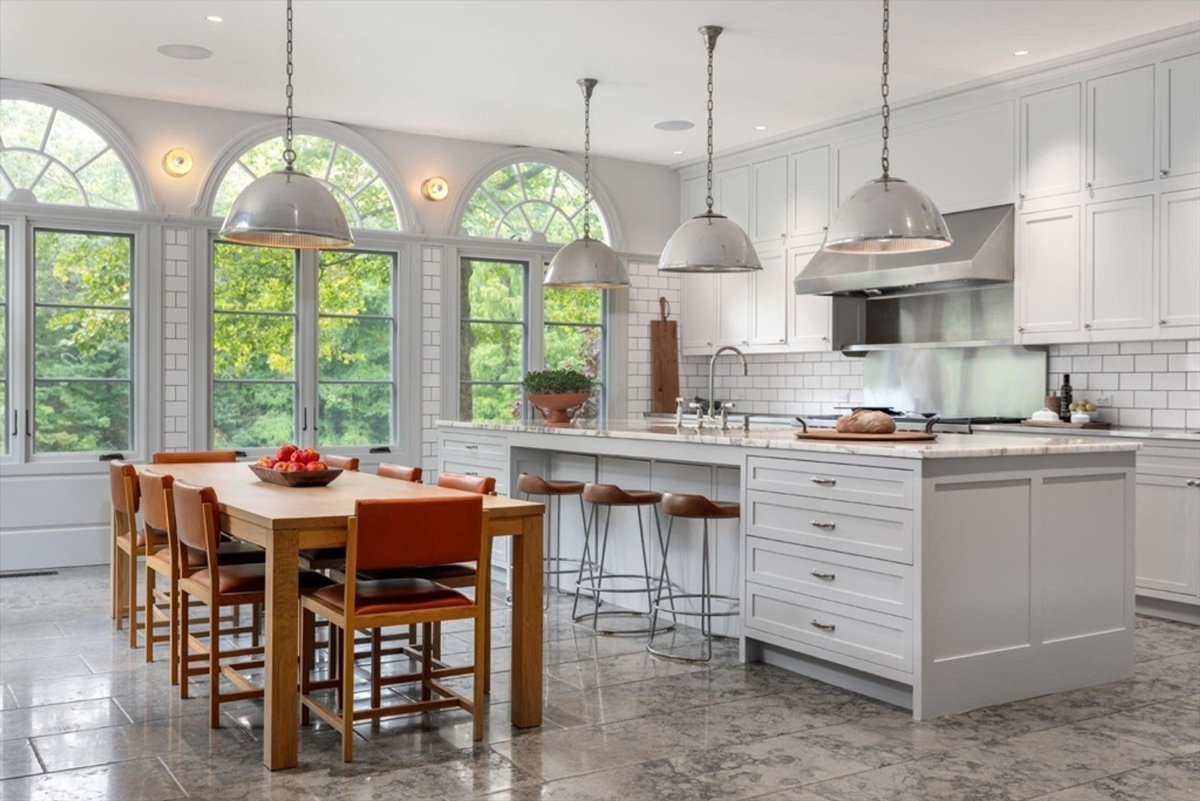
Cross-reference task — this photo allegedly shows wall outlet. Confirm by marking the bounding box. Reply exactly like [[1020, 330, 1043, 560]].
[[1094, 394, 1112, 407], [835, 391, 850, 403]]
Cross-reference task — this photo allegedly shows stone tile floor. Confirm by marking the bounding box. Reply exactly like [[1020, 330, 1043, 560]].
[[0, 565, 1195, 800]]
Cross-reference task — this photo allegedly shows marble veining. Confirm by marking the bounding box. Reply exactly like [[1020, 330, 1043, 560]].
[[440, 419, 1142, 460]]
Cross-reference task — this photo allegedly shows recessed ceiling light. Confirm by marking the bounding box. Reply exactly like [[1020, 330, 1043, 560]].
[[654, 120, 695, 131], [1013, 50, 1030, 56], [672, 150, 684, 155], [206, 15, 223, 23], [754, 125, 767, 131], [157, 43, 213, 60]]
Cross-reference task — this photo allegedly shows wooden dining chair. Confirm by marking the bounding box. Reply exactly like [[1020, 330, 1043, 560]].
[[111, 461, 166, 648], [152, 451, 239, 464], [300, 495, 490, 761], [324, 454, 359, 471], [377, 462, 422, 482], [173, 480, 333, 726]]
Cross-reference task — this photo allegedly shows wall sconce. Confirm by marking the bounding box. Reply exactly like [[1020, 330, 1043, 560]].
[[421, 176, 449, 201], [162, 148, 194, 178]]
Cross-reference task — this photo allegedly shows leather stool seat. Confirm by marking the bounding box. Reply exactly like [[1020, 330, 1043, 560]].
[[661, 493, 740, 519], [517, 475, 585, 495], [582, 483, 662, 506]]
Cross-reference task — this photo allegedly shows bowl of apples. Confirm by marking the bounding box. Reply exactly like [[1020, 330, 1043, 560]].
[[249, 444, 342, 487]]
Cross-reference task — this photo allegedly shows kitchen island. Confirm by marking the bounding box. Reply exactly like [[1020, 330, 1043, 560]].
[[438, 419, 1141, 719]]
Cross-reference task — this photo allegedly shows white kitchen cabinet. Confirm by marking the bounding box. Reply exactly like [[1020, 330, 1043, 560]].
[[1020, 84, 1082, 201], [790, 146, 831, 238], [1159, 188, 1200, 328], [680, 273, 717, 354], [1159, 53, 1200, 179], [749, 246, 788, 347], [788, 247, 832, 351], [682, 174, 707, 219], [716, 164, 751, 231], [752, 156, 788, 244], [717, 271, 752, 348], [1087, 65, 1156, 191], [1084, 195, 1155, 332], [1017, 207, 1082, 336], [1135, 474, 1200, 598]]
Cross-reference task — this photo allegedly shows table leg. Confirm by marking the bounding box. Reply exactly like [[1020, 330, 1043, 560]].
[[263, 529, 300, 770], [510, 513, 544, 728]]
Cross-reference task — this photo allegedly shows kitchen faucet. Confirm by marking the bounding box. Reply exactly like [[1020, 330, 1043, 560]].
[[707, 346, 747, 421]]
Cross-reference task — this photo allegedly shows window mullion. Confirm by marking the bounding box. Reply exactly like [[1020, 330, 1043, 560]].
[[297, 249, 318, 448]]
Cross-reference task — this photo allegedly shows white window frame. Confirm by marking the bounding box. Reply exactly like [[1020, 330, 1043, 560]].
[[457, 252, 532, 423]]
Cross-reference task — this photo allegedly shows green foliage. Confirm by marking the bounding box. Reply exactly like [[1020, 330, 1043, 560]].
[[522, 368, 593, 395], [460, 161, 608, 244]]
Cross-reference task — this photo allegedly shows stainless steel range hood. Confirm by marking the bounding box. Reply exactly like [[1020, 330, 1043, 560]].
[[795, 204, 1013, 297]]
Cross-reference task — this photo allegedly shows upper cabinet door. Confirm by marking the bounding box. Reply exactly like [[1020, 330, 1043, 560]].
[[1020, 84, 1082, 201], [717, 272, 752, 348], [1160, 188, 1200, 328], [789, 146, 831, 238], [749, 246, 788, 346], [789, 247, 832, 350], [683, 174, 707, 221], [1018, 207, 1082, 336], [751, 157, 788, 244], [680, 273, 718, 353], [1085, 195, 1155, 332], [716, 165, 751, 231], [1087, 65, 1155, 190], [1159, 53, 1200, 179]]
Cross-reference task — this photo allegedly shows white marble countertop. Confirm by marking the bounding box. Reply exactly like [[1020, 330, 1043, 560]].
[[972, 423, 1200, 443], [439, 419, 1141, 460]]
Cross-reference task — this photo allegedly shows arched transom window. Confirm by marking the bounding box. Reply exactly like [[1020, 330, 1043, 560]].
[[0, 98, 138, 209], [461, 161, 609, 244], [212, 135, 400, 230]]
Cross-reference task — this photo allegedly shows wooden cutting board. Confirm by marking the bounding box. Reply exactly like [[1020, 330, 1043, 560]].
[[795, 430, 939, 442], [650, 297, 680, 413]]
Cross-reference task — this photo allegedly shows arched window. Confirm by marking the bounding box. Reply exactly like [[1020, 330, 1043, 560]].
[[460, 160, 610, 244], [211, 134, 401, 230], [0, 97, 139, 209]]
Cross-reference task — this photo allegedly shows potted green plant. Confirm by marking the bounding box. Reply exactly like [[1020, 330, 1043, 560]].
[[523, 369, 594, 426]]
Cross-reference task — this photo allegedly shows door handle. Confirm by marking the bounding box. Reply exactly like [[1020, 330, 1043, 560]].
[[301, 407, 307, 432], [9, 410, 15, 437], [810, 570, 836, 580], [810, 520, 837, 530], [810, 619, 836, 631]]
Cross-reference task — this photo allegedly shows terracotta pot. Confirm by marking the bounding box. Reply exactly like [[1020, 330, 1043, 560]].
[[526, 391, 592, 426]]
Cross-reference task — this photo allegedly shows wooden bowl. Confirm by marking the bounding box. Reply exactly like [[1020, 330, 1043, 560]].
[[248, 464, 343, 487]]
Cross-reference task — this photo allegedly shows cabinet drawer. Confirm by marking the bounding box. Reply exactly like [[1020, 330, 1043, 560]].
[[747, 490, 913, 564], [440, 460, 509, 496], [746, 457, 914, 509], [744, 581, 913, 673], [441, 433, 508, 466], [746, 537, 913, 618], [1137, 445, 1200, 479]]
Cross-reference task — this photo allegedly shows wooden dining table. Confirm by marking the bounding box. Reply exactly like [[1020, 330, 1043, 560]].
[[133, 462, 544, 770]]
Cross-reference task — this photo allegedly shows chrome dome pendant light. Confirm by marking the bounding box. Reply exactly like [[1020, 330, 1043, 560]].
[[545, 79, 629, 288], [823, 0, 951, 254], [219, 0, 354, 249], [658, 26, 761, 273]]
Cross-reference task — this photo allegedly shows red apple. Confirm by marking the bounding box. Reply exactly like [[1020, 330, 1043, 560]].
[[272, 460, 289, 471], [285, 461, 306, 472], [255, 455, 274, 467], [276, 444, 298, 462], [305, 461, 327, 472], [298, 448, 320, 464]]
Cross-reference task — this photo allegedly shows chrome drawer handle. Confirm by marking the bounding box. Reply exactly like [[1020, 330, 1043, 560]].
[[810, 619, 836, 631], [464, 444, 479, 450], [810, 477, 837, 486], [465, 471, 479, 476], [810, 520, 837, 530], [1188, 479, 1198, 487], [810, 570, 836, 580]]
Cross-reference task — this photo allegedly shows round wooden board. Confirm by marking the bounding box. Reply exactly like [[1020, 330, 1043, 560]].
[[795, 430, 938, 442]]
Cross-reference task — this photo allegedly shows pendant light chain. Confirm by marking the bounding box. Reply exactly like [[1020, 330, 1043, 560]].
[[880, 0, 890, 179], [582, 84, 592, 240], [283, 0, 296, 169], [705, 39, 715, 213]]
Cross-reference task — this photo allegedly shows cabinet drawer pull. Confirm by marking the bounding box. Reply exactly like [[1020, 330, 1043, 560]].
[[464, 444, 479, 450], [1187, 479, 1197, 487], [810, 570, 836, 580], [810, 477, 836, 486], [810, 619, 836, 631], [810, 520, 837, 530], [464, 470, 479, 476]]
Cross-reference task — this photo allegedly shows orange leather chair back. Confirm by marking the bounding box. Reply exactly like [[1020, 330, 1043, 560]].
[[152, 451, 238, 464], [109, 461, 139, 514], [325, 454, 359, 471], [378, 463, 422, 483], [437, 471, 496, 496], [138, 470, 175, 533], [173, 480, 221, 575], [353, 496, 483, 571]]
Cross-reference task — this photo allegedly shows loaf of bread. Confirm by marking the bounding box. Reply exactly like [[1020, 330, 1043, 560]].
[[835, 409, 897, 434]]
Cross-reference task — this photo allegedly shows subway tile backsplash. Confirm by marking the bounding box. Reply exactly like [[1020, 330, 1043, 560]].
[[1047, 340, 1200, 430]]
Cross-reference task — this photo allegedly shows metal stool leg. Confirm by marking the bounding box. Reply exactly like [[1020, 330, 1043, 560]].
[[571, 501, 599, 622], [647, 515, 675, 654]]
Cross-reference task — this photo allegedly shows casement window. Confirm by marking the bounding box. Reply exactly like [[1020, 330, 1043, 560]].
[[209, 242, 398, 452], [543, 279, 604, 421]]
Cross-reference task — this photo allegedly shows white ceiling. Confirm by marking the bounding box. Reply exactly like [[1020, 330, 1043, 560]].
[[2, 1, 1198, 166]]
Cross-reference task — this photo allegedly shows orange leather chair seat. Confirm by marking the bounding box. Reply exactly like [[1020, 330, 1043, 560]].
[[145, 549, 173, 574], [312, 578, 471, 616], [358, 562, 476, 582], [123, 526, 169, 549], [516, 475, 586, 496], [298, 547, 346, 564], [185, 541, 266, 568], [187, 564, 333, 596]]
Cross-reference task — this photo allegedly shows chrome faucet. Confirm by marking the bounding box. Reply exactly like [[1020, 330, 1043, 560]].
[[707, 346, 747, 421]]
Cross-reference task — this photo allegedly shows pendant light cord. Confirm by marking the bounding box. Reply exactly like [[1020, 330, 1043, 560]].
[[582, 83, 592, 240], [705, 37, 715, 213], [283, 0, 296, 169], [880, 0, 890, 179]]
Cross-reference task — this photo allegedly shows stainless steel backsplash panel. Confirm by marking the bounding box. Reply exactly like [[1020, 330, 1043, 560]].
[[863, 345, 1047, 418]]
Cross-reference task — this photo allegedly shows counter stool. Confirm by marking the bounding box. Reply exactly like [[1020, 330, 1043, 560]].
[[572, 483, 675, 636], [647, 493, 740, 662], [515, 474, 593, 610]]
